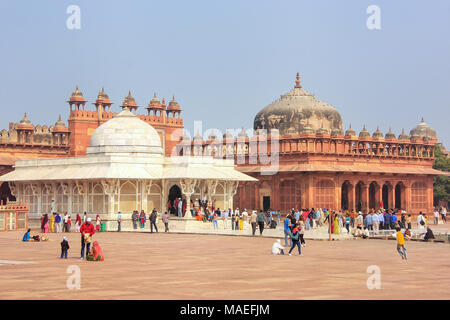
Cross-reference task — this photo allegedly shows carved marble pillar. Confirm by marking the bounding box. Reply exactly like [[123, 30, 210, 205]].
[[101, 179, 119, 229], [180, 178, 197, 218]]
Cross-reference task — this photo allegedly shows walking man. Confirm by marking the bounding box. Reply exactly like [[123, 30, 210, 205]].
[[117, 211, 122, 232], [257, 210, 266, 236], [150, 209, 158, 233], [250, 210, 257, 236], [162, 211, 170, 232], [288, 227, 302, 256], [394, 227, 407, 260]]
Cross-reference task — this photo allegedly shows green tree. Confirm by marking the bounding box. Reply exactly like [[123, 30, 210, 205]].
[[433, 144, 450, 205]]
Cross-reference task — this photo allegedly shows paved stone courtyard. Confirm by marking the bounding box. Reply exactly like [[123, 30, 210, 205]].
[[0, 230, 449, 300]]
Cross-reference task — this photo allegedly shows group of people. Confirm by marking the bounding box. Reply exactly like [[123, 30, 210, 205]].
[[23, 216, 104, 261], [40, 212, 104, 234]]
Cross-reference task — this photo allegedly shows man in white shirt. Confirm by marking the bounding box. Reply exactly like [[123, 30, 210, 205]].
[[242, 209, 248, 225], [271, 239, 285, 255], [442, 207, 447, 223], [417, 212, 426, 230], [222, 209, 229, 229], [434, 209, 440, 225]]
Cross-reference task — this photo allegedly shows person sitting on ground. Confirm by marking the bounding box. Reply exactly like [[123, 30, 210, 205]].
[[424, 226, 435, 241], [22, 229, 31, 242], [362, 227, 369, 239], [86, 241, 104, 261], [271, 239, 285, 255], [404, 228, 412, 240]]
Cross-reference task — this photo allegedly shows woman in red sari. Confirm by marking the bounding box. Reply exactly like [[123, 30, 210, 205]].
[[140, 210, 146, 228], [75, 214, 82, 232]]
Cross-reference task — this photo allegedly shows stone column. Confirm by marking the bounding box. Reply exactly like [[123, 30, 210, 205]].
[[180, 178, 197, 219], [226, 180, 239, 210], [101, 179, 119, 230], [348, 182, 356, 212], [362, 184, 369, 213]]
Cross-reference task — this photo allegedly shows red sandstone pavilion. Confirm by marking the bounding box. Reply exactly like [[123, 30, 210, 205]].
[[0, 74, 448, 216]]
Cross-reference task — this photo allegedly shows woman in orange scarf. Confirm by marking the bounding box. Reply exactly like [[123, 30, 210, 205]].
[[87, 241, 104, 261]]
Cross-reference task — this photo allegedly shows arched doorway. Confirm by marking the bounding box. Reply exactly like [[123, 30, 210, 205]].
[[341, 181, 349, 210], [382, 184, 389, 209], [0, 182, 15, 204], [168, 185, 182, 215], [395, 182, 403, 210]]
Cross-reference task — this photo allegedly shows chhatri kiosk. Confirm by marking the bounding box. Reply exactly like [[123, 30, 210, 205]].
[[0, 108, 256, 230]]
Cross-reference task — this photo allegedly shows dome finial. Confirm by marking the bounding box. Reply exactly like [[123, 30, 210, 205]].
[[295, 72, 302, 88], [421, 117, 425, 123]]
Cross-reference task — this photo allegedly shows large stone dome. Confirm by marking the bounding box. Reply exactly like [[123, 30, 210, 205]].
[[254, 73, 343, 135], [409, 118, 437, 140], [87, 108, 163, 156]]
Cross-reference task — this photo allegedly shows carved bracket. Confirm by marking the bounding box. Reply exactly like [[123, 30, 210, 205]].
[[101, 179, 120, 196], [180, 179, 197, 196], [75, 181, 87, 196], [30, 183, 40, 196], [9, 182, 16, 196]]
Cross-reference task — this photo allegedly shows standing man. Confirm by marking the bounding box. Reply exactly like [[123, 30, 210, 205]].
[[250, 210, 257, 236], [257, 210, 266, 236], [132, 210, 138, 230], [365, 211, 373, 231], [434, 208, 439, 225], [80, 217, 95, 260], [63, 212, 69, 232], [442, 207, 447, 223], [117, 211, 122, 232], [177, 198, 183, 217], [222, 209, 229, 229], [284, 214, 292, 247], [372, 211, 379, 232], [55, 213, 62, 233], [162, 211, 170, 232], [150, 209, 158, 233]]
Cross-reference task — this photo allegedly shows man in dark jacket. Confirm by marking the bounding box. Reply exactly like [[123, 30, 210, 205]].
[[257, 210, 266, 235], [150, 209, 158, 233], [132, 211, 138, 229]]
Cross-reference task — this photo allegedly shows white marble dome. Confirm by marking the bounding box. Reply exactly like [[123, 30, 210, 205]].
[[87, 108, 163, 156]]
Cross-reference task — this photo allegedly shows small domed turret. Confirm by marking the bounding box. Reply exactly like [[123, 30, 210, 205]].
[[345, 124, 356, 137], [385, 128, 396, 140], [372, 126, 384, 139], [359, 125, 370, 138]]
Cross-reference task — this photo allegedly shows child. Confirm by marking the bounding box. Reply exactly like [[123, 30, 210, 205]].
[[61, 236, 70, 259], [394, 227, 407, 260]]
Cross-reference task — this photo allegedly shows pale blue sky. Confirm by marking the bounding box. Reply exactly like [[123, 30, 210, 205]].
[[0, 0, 449, 147]]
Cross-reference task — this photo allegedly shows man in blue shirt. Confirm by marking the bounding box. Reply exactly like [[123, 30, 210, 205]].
[[391, 213, 397, 229], [284, 215, 292, 247], [365, 213, 373, 230], [294, 210, 300, 222]]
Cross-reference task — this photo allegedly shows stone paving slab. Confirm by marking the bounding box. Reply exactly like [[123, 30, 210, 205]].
[[1, 230, 450, 300]]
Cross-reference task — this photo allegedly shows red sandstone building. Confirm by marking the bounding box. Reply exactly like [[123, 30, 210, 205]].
[[185, 74, 448, 215], [0, 87, 184, 202], [0, 75, 448, 214]]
